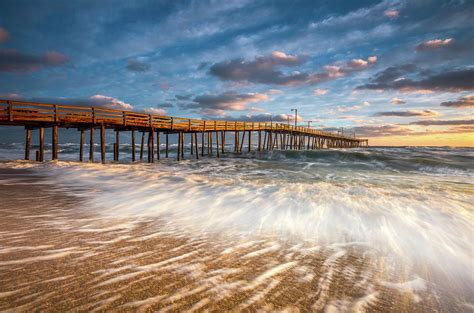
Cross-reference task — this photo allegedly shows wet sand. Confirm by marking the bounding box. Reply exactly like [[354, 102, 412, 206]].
[[0, 167, 470, 312]]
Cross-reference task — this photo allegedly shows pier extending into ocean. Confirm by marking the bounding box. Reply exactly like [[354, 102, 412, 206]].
[[0, 99, 368, 163]]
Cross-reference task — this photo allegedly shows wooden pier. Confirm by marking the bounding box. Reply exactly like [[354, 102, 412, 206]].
[[0, 99, 368, 163]]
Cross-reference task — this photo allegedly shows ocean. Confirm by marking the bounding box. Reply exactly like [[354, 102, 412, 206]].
[[0, 139, 473, 311]]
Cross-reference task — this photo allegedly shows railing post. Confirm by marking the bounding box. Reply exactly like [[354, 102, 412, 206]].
[[148, 114, 152, 128], [54, 105, 58, 122], [170, 117, 174, 130], [92, 107, 96, 124], [123, 111, 127, 126]]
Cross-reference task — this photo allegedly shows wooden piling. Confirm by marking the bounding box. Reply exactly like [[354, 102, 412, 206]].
[[221, 131, 225, 154], [165, 133, 169, 158], [177, 132, 181, 161], [89, 127, 94, 162], [52, 125, 58, 160], [115, 130, 120, 161], [131, 129, 136, 162], [194, 132, 199, 159], [181, 132, 184, 159], [156, 131, 160, 160], [140, 131, 145, 160], [240, 130, 245, 152], [25, 128, 30, 160], [100, 125, 105, 164], [39, 127, 44, 162], [79, 129, 84, 162], [215, 131, 220, 158], [150, 129, 155, 163], [248, 131, 251, 152]]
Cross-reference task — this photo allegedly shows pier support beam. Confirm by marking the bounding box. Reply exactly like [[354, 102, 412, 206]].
[[215, 131, 220, 158], [52, 125, 58, 160], [140, 132, 145, 160], [79, 129, 84, 162], [156, 131, 160, 160], [89, 127, 94, 162], [24, 128, 30, 160], [194, 133, 199, 159], [166, 133, 169, 158], [39, 127, 44, 162], [100, 125, 105, 164], [177, 132, 181, 161], [131, 130, 136, 162], [248, 131, 251, 152], [114, 130, 120, 161]]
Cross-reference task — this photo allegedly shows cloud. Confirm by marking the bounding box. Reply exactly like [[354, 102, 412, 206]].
[[313, 88, 328, 96], [224, 113, 303, 122], [337, 101, 370, 112], [0, 48, 69, 72], [0, 27, 8, 43], [374, 110, 439, 117], [0, 93, 23, 100], [410, 119, 473, 126], [323, 125, 413, 137], [209, 52, 376, 86], [391, 97, 406, 104], [358, 66, 474, 92], [27, 95, 133, 110], [440, 94, 473, 108], [86, 95, 133, 110], [267, 89, 283, 94], [384, 9, 399, 18], [179, 91, 269, 116], [126, 59, 150, 72], [416, 38, 453, 51], [143, 107, 167, 115], [175, 94, 192, 100]]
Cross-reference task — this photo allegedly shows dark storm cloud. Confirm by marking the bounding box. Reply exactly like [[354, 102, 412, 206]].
[[374, 110, 438, 117], [440, 95, 473, 108], [357, 66, 474, 92], [126, 59, 150, 72], [0, 49, 69, 72], [210, 52, 376, 86], [409, 119, 473, 126]]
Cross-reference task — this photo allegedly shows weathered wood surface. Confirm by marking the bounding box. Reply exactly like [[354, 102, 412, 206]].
[[1, 99, 369, 163], [0, 99, 367, 143]]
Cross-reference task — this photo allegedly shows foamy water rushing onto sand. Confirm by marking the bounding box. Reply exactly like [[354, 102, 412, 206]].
[[0, 147, 473, 310]]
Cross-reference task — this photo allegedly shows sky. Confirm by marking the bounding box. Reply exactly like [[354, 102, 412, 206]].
[[0, 0, 473, 146]]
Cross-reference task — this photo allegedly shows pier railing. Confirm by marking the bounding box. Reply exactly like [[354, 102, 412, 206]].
[[0, 99, 361, 141]]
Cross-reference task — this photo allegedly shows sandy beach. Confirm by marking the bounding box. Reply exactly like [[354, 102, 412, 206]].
[[1, 163, 471, 312]]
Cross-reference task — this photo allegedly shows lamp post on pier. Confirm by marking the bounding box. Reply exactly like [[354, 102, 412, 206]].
[[290, 108, 298, 127]]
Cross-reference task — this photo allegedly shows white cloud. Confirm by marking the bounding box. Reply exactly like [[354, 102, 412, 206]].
[[391, 97, 406, 105], [313, 89, 328, 96]]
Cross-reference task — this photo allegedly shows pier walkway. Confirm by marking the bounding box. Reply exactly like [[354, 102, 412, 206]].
[[0, 99, 368, 162]]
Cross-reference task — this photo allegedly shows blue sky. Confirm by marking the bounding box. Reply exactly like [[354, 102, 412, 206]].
[[0, 0, 472, 144]]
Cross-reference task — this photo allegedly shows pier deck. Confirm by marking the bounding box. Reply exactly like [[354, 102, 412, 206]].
[[0, 99, 368, 162]]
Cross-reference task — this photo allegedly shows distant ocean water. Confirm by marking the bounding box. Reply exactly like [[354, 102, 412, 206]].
[[0, 143, 473, 310]]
